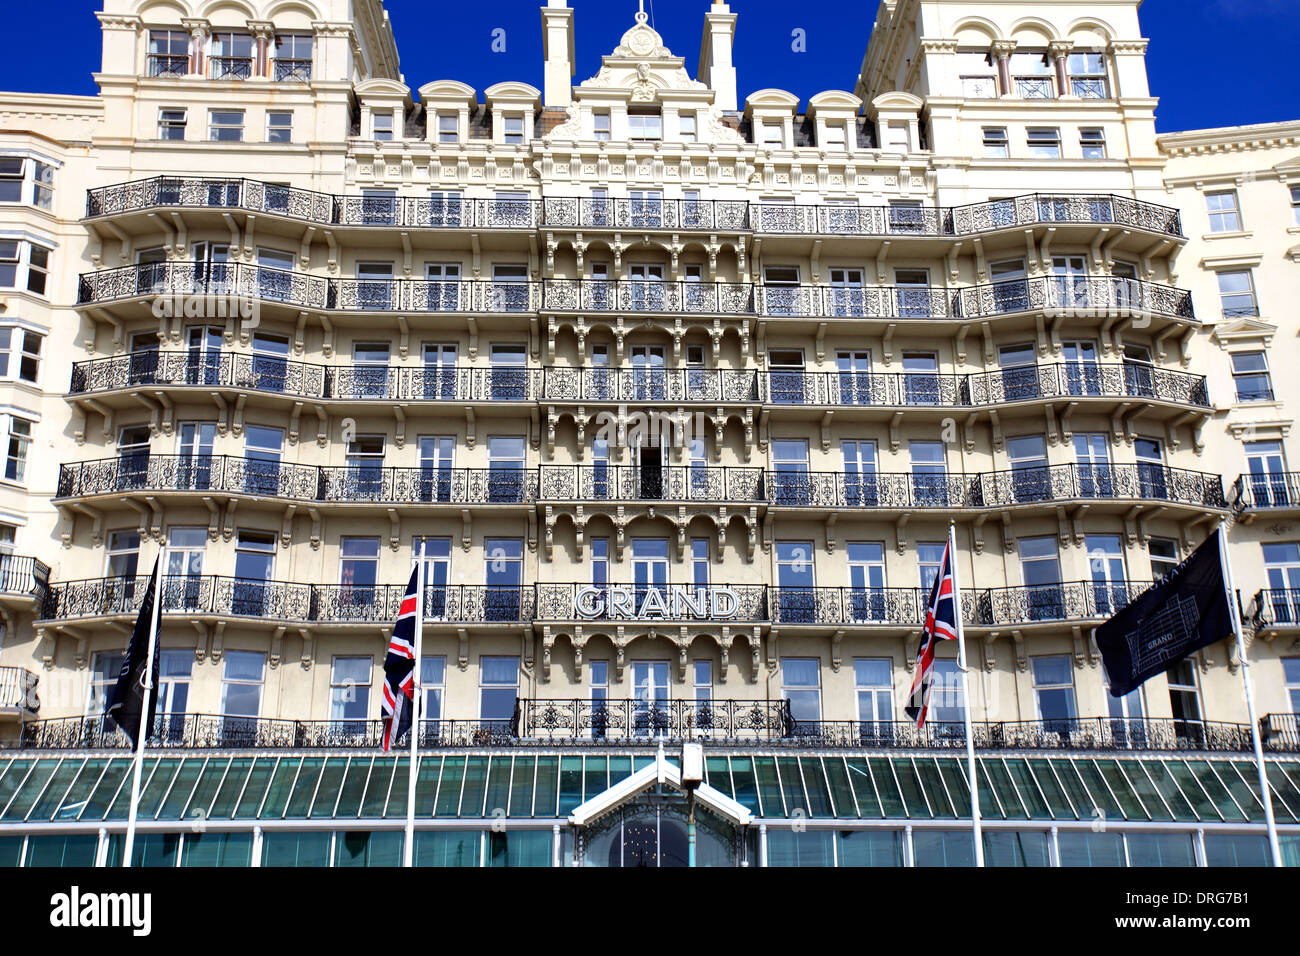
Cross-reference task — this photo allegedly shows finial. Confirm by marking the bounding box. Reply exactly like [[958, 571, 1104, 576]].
[[636, 0, 648, 25]]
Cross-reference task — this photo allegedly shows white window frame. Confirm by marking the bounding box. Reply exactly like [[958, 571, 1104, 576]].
[[0, 239, 51, 297], [208, 109, 245, 142], [628, 111, 663, 142], [0, 326, 43, 384], [2, 414, 33, 484], [158, 108, 187, 141], [1079, 127, 1106, 159], [0, 156, 54, 209], [982, 127, 1009, 158], [1206, 189, 1242, 233], [501, 114, 526, 145], [266, 111, 293, 143], [372, 111, 395, 142], [1026, 127, 1062, 159], [436, 112, 459, 144]]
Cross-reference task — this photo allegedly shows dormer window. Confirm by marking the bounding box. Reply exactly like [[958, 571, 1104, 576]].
[[822, 122, 847, 149], [761, 122, 784, 148], [679, 113, 697, 143], [628, 110, 662, 142], [503, 115, 526, 145], [373, 111, 395, 142], [437, 113, 458, 144], [210, 32, 254, 80]]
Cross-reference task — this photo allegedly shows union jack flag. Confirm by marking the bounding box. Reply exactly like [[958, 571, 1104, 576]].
[[905, 538, 960, 728], [381, 566, 421, 751]]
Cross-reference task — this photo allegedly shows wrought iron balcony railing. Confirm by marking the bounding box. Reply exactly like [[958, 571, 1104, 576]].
[[146, 54, 188, 77], [1253, 589, 1300, 628], [0, 554, 50, 601], [535, 583, 769, 622], [68, 352, 544, 403], [538, 465, 765, 503], [14, 710, 1277, 753], [83, 180, 1185, 239], [39, 577, 536, 624], [541, 197, 751, 230], [0, 666, 38, 714], [763, 465, 1225, 510], [57, 456, 540, 505], [272, 58, 312, 82], [1232, 472, 1300, 512], [540, 278, 753, 314], [958, 274, 1195, 320], [974, 580, 1151, 625], [209, 56, 253, 80], [539, 367, 760, 403], [75, 262, 1195, 322], [763, 363, 1209, 409]]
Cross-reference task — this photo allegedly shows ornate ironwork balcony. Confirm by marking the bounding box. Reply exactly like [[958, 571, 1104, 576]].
[[1262, 714, 1300, 751], [0, 554, 51, 607], [976, 580, 1151, 625], [334, 195, 542, 228], [540, 367, 760, 403], [752, 203, 945, 236], [762, 364, 1209, 410], [56, 455, 540, 506], [1253, 589, 1300, 628], [768, 587, 927, 625], [146, 54, 188, 77], [16, 714, 518, 751], [1013, 76, 1055, 98], [951, 193, 1181, 237], [542, 197, 750, 230], [965, 362, 1210, 407], [538, 465, 764, 503], [535, 584, 768, 622], [757, 284, 955, 319], [762, 466, 1224, 511], [68, 352, 543, 403], [78, 261, 328, 310], [39, 577, 535, 624], [273, 58, 312, 82], [1232, 472, 1300, 512], [209, 56, 253, 80], [0, 666, 38, 716], [958, 274, 1195, 320], [541, 278, 753, 314], [519, 698, 792, 742]]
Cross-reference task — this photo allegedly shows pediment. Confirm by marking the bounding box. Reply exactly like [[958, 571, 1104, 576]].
[[1211, 316, 1277, 346], [354, 77, 410, 100], [567, 745, 752, 828], [576, 11, 707, 102], [418, 79, 476, 107], [808, 90, 863, 114]]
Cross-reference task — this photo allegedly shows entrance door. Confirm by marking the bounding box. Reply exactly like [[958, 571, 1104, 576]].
[[1073, 433, 1113, 498], [842, 440, 878, 507], [829, 267, 865, 317], [631, 661, 670, 737], [627, 264, 665, 312], [1051, 255, 1090, 310], [177, 421, 216, 491], [419, 436, 455, 502], [630, 345, 666, 401], [836, 350, 872, 406], [636, 432, 667, 500], [422, 343, 458, 400], [185, 325, 224, 386], [1062, 340, 1100, 396]]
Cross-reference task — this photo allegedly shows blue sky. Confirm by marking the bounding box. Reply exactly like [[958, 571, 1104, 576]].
[[4, 0, 1297, 133]]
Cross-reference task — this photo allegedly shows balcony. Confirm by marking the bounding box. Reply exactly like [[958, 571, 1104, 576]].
[[56, 456, 540, 507], [755, 284, 955, 320], [541, 278, 753, 315], [542, 197, 750, 230], [69, 352, 543, 404], [762, 364, 1210, 410], [209, 56, 253, 80], [11, 711, 1271, 754], [1252, 589, 1300, 629], [540, 367, 760, 403], [762, 465, 1225, 511], [535, 584, 769, 622], [958, 275, 1195, 322], [146, 54, 188, 78], [83, 180, 1186, 240], [273, 58, 312, 82], [538, 465, 765, 503], [1232, 472, 1300, 513], [39, 578, 536, 625], [0, 666, 38, 719], [0, 554, 50, 607]]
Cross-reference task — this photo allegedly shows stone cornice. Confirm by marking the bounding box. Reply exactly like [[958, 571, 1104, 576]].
[[95, 12, 141, 30], [1158, 121, 1300, 156]]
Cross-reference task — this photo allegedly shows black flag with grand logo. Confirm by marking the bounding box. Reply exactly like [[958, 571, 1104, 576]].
[[105, 557, 162, 747], [1096, 529, 1232, 698]]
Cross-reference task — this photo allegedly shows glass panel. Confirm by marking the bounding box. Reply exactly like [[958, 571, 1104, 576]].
[[24, 834, 98, 867], [83, 760, 130, 820], [823, 757, 858, 818], [135, 758, 182, 820], [836, 829, 903, 866], [913, 829, 975, 866], [767, 829, 834, 866], [337, 758, 374, 819], [1117, 761, 1172, 822], [414, 830, 480, 866], [914, 759, 956, 818], [412, 756, 440, 818], [335, 831, 403, 867], [283, 757, 325, 818], [1184, 760, 1248, 822], [981, 760, 1026, 820], [0, 836, 21, 866], [776, 757, 809, 818], [508, 756, 535, 817], [435, 757, 466, 818], [105, 832, 180, 867], [486, 829, 551, 867], [983, 830, 1051, 866], [157, 759, 204, 820], [233, 758, 277, 819], [183, 757, 229, 822], [361, 758, 395, 818], [257, 757, 301, 819], [865, 758, 904, 818], [1004, 760, 1050, 819], [753, 757, 785, 817], [1058, 830, 1125, 866], [1070, 760, 1122, 820], [936, 759, 971, 818], [484, 756, 512, 818], [1126, 832, 1195, 867], [310, 758, 349, 818], [1026, 759, 1074, 819], [799, 757, 834, 818], [209, 758, 252, 819], [3, 758, 58, 820], [1095, 759, 1151, 820], [729, 757, 762, 816], [51, 759, 109, 822], [891, 758, 930, 818], [534, 756, 559, 818], [459, 756, 489, 817], [180, 832, 253, 867], [1203, 833, 1271, 867], [582, 757, 608, 803], [261, 831, 331, 866], [1162, 760, 1222, 821], [0, 759, 33, 814], [557, 756, 584, 816], [1138, 760, 1197, 821], [387, 760, 410, 819]]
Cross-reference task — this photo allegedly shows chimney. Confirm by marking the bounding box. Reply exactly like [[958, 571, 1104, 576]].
[[542, 0, 575, 109], [699, 1, 738, 113]]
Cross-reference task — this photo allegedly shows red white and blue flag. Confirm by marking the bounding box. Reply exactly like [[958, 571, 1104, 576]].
[[905, 538, 960, 728], [381, 566, 420, 751]]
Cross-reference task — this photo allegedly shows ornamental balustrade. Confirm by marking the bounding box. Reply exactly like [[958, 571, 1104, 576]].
[[537, 465, 764, 503], [75, 264, 1195, 322], [1254, 589, 1300, 628], [0, 555, 50, 601], [538, 367, 760, 403], [83, 180, 1184, 239], [39, 578, 535, 624], [1232, 472, 1300, 512], [0, 666, 38, 713]]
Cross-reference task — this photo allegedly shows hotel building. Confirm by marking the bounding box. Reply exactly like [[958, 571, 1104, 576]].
[[0, 0, 1296, 867]]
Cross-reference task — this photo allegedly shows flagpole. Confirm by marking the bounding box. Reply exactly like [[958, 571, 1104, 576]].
[[949, 522, 983, 867], [1218, 520, 1283, 867], [122, 547, 165, 868], [403, 539, 426, 867]]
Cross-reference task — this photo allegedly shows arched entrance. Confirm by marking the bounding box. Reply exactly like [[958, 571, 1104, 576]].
[[583, 796, 736, 867]]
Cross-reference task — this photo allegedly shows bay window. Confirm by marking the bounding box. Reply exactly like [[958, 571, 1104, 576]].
[[0, 240, 51, 296], [0, 157, 53, 209], [0, 328, 42, 383]]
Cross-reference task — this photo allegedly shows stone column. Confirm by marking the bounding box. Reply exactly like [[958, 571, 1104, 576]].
[[992, 41, 1016, 97], [1050, 41, 1074, 97], [250, 21, 275, 80], [182, 18, 210, 77]]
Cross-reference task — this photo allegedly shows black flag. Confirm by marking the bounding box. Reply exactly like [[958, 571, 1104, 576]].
[[1096, 529, 1232, 698], [105, 557, 162, 747]]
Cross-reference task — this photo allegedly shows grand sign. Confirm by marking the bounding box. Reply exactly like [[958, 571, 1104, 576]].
[[574, 585, 739, 621]]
